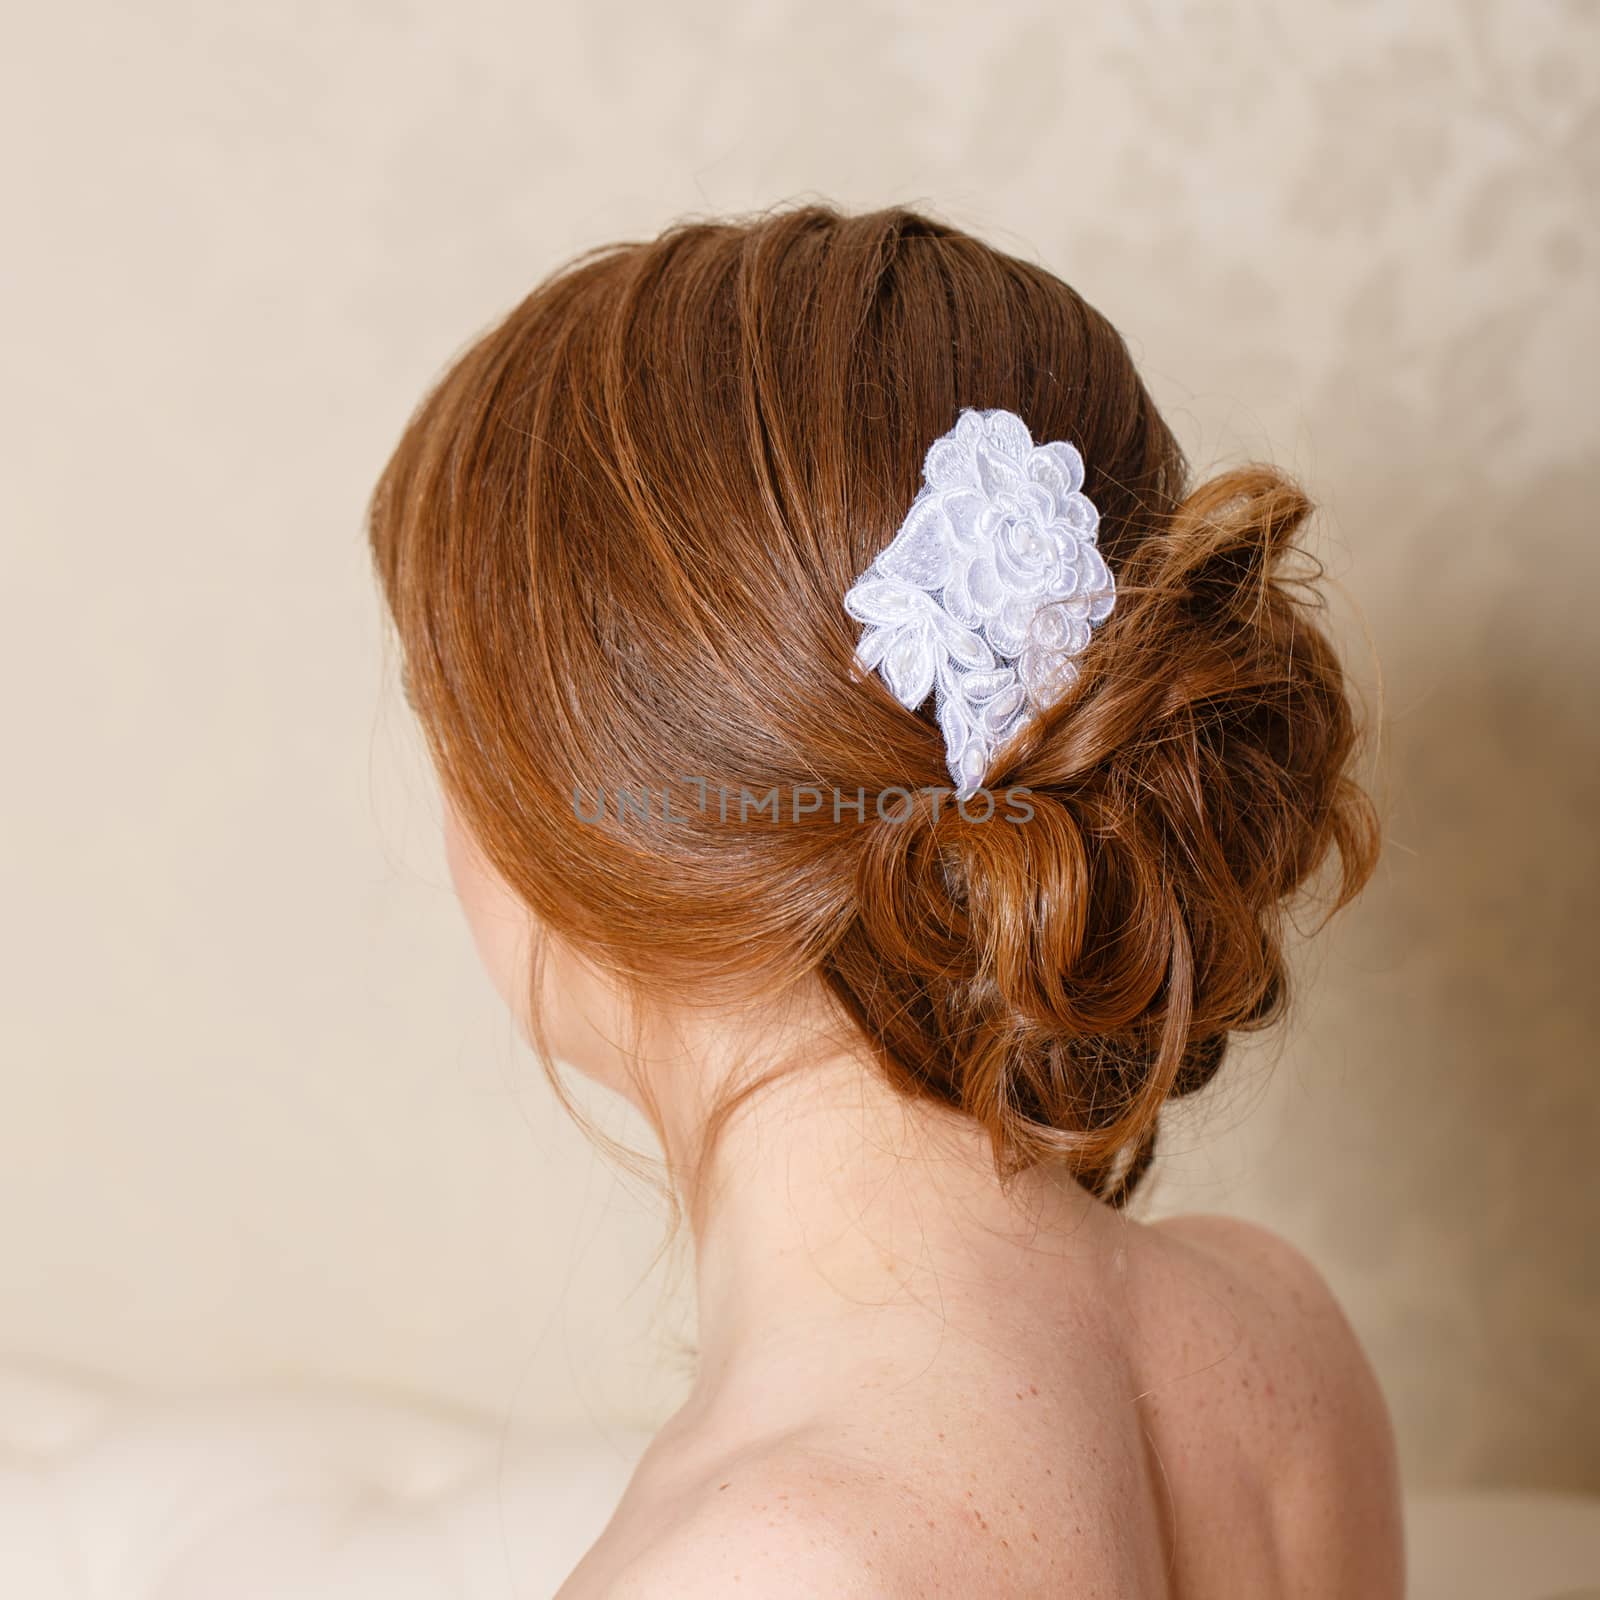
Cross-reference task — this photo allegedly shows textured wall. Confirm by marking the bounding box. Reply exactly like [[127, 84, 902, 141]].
[[3, 1, 1595, 1491]]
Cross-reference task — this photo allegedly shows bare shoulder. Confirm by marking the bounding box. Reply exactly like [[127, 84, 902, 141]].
[[1149, 1211, 1395, 1398], [586, 1443, 915, 1600], [1151, 1210, 1372, 1335], [563, 1427, 1121, 1600], [1148, 1212, 1407, 1598]]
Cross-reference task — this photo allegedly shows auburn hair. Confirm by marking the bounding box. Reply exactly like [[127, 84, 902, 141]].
[[366, 201, 1381, 1212]]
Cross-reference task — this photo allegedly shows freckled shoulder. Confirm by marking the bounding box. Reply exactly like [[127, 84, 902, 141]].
[[1145, 1212, 1407, 1599], [594, 1443, 923, 1600]]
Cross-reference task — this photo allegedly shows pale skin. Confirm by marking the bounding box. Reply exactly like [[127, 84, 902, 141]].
[[442, 796, 1407, 1598]]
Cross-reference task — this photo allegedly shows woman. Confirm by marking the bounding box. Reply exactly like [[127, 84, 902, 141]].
[[367, 202, 1406, 1596]]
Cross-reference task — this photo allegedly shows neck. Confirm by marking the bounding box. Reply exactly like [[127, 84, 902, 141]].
[[654, 1033, 1117, 1428]]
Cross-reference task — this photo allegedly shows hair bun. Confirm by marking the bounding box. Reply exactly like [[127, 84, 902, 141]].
[[839, 784, 1187, 1201], [824, 460, 1380, 1207]]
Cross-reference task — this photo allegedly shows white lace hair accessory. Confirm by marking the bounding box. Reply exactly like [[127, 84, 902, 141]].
[[843, 406, 1116, 797]]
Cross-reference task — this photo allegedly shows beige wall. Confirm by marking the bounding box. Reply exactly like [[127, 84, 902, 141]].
[[3, 1, 1595, 1492]]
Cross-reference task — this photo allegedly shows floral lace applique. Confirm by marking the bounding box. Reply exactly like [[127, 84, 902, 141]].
[[844, 407, 1115, 795]]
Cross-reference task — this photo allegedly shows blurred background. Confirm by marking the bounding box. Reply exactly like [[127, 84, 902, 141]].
[[3, 0, 1597, 1592]]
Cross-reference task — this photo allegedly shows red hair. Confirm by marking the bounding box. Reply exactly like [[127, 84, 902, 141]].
[[367, 202, 1380, 1211]]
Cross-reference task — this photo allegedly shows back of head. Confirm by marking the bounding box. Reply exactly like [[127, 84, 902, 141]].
[[367, 201, 1380, 1209]]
